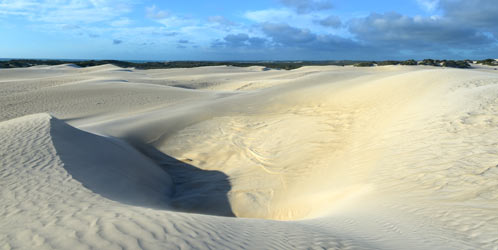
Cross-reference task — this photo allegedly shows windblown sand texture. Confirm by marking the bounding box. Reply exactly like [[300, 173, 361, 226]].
[[1, 64, 497, 249]]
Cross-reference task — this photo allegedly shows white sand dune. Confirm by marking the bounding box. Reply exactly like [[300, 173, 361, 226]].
[[1, 64, 497, 249]]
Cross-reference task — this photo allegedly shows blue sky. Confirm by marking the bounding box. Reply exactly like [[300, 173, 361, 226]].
[[1, 0, 497, 60]]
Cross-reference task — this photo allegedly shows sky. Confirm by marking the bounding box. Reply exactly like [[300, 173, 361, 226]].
[[1, 0, 498, 60]]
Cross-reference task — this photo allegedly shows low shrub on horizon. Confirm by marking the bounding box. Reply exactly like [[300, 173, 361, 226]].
[[441, 60, 471, 68], [476, 58, 498, 66], [400, 59, 418, 65], [0, 59, 307, 70], [418, 59, 439, 66], [354, 61, 375, 67], [377, 60, 400, 66], [0, 59, 479, 70]]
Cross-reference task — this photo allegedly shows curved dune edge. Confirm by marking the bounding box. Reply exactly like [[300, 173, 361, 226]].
[[1, 65, 498, 249], [0, 113, 173, 207], [0, 113, 376, 249]]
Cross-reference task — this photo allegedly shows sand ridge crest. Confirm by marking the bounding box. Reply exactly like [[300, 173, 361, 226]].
[[1, 65, 498, 249]]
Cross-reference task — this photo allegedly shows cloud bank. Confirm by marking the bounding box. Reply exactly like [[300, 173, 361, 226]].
[[0, 0, 497, 60]]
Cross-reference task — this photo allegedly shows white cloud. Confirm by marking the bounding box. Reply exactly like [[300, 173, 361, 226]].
[[146, 5, 169, 19], [416, 0, 440, 12], [143, 5, 259, 45], [208, 16, 236, 26], [145, 5, 200, 30], [244, 8, 348, 38], [0, 0, 38, 16], [316, 15, 341, 28], [0, 0, 134, 23], [279, 0, 333, 14], [244, 9, 293, 23]]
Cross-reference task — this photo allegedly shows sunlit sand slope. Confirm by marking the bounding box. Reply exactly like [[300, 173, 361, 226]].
[[1, 65, 497, 249]]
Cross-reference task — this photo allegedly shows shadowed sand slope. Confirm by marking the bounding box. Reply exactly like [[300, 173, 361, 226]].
[[1, 65, 498, 249], [0, 113, 235, 215], [134, 144, 235, 217], [0, 113, 373, 249], [1, 114, 173, 207]]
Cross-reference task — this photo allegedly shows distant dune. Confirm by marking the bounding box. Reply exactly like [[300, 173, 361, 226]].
[[1, 64, 497, 249]]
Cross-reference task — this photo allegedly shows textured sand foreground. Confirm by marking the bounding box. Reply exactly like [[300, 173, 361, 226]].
[[1, 64, 497, 249]]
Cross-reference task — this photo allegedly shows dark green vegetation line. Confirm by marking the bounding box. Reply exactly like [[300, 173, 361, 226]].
[[0, 59, 497, 70], [0, 59, 357, 70], [354, 59, 497, 68]]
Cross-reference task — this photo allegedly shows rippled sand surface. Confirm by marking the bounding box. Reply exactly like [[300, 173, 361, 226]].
[[1, 64, 497, 249]]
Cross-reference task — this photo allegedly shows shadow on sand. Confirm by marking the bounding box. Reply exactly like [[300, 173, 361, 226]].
[[50, 117, 234, 217], [134, 143, 235, 217]]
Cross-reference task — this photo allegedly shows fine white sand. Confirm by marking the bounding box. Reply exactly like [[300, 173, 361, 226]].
[[1, 64, 497, 249]]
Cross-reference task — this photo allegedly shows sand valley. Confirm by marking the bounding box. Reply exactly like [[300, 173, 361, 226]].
[[1, 64, 498, 249]]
